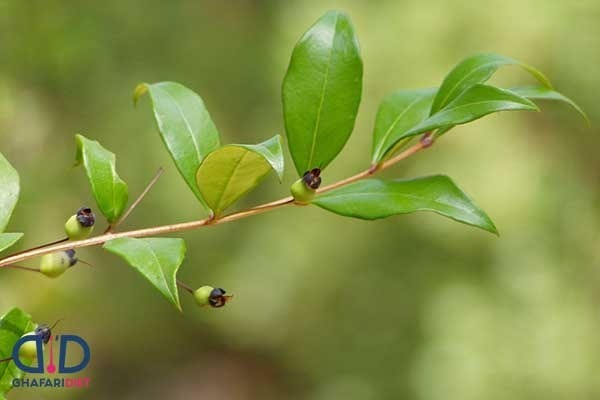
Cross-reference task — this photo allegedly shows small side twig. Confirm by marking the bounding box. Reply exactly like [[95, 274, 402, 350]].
[[106, 167, 164, 233], [0, 264, 40, 273], [177, 279, 194, 294]]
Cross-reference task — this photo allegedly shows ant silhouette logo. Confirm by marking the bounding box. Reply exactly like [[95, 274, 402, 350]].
[[7, 321, 91, 389]]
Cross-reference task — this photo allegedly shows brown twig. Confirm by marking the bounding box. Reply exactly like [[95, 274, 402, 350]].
[[0, 264, 40, 272], [0, 138, 431, 269], [176, 279, 195, 294]]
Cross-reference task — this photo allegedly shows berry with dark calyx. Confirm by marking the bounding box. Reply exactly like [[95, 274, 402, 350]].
[[291, 168, 322, 204], [64, 207, 96, 240], [194, 285, 232, 308], [39, 249, 78, 278]]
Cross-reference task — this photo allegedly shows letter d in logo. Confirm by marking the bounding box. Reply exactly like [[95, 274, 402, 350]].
[[58, 335, 90, 373], [11, 334, 44, 373]]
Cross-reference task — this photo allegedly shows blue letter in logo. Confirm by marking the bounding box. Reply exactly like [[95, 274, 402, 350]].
[[11, 334, 44, 373], [58, 335, 90, 373]]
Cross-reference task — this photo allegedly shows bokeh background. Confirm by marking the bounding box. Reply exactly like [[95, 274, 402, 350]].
[[1, 1, 598, 399]]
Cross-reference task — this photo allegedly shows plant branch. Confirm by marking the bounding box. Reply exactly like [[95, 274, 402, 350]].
[[105, 167, 164, 233], [177, 279, 194, 294], [318, 134, 431, 194], [0, 138, 431, 269], [0, 264, 40, 272]]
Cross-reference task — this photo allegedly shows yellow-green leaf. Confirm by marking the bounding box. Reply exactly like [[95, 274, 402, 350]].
[[196, 135, 284, 216], [509, 86, 589, 125]]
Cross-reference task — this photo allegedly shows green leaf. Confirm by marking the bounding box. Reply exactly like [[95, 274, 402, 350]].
[[282, 10, 363, 175], [135, 81, 221, 207], [0, 308, 36, 398], [103, 237, 185, 310], [509, 86, 589, 125], [371, 88, 437, 163], [390, 84, 538, 143], [0, 233, 23, 254], [313, 176, 498, 234], [75, 134, 129, 223], [431, 53, 551, 115], [0, 153, 19, 232], [196, 135, 284, 216]]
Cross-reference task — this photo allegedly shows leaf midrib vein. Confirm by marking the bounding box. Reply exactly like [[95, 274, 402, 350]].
[[319, 191, 474, 214], [306, 12, 339, 170], [160, 87, 203, 163], [214, 150, 250, 213], [374, 94, 427, 159]]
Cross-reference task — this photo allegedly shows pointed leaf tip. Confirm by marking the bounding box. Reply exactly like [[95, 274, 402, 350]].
[[509, 86, 590, 126], [282, 11, 363, 175], [75, 134, 129, 223], [313, 176, 498, 235], [103, 237, 185, 311], [137, 81, 221, 208]]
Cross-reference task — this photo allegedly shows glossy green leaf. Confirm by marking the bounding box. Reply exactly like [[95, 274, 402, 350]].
[[509, 86, 589, 124], [0, 153, 19, 232], [135, 81, 220, 206], [0, 308, 36, 398], [196, 135, 283, 216], [0, 233, 23, 254], [390, 84, 538, 143], [75, 134, 129, 223], [431, 53, 551, 115], [313, 176, 497, 234], [103, 237, 185, 310], [282, 10, 363, 175], [371, 88, 436, 163]]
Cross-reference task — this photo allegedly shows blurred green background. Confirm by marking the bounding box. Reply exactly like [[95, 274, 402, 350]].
[[1, 1, 598, 399]]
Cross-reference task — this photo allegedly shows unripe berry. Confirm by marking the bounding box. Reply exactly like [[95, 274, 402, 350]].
[[194, 286, 232, 308], [193, 285, 214, 307], [290, 169, 322, 204], [39, 250, 77, 278], [291, 179, 315, 204], [18, 332, 39, 360], [64, 207, 95, 240]]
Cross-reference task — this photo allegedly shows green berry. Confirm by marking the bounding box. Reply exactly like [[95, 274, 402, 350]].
[[18, 332, 39, 360], [194, 286, 232, 308], [40, 250, 77, 278], [193, 285, 214, 307], [64, 207, 95, 240], [290, 178, 315, 204], [291, 169, 322, 204]]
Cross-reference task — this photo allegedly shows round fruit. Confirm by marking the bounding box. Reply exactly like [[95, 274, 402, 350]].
[[39, 250, 77, 278], [64, 207, 95, 240], [290, 178, 316, 204], [193, 285, 214, 307]]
